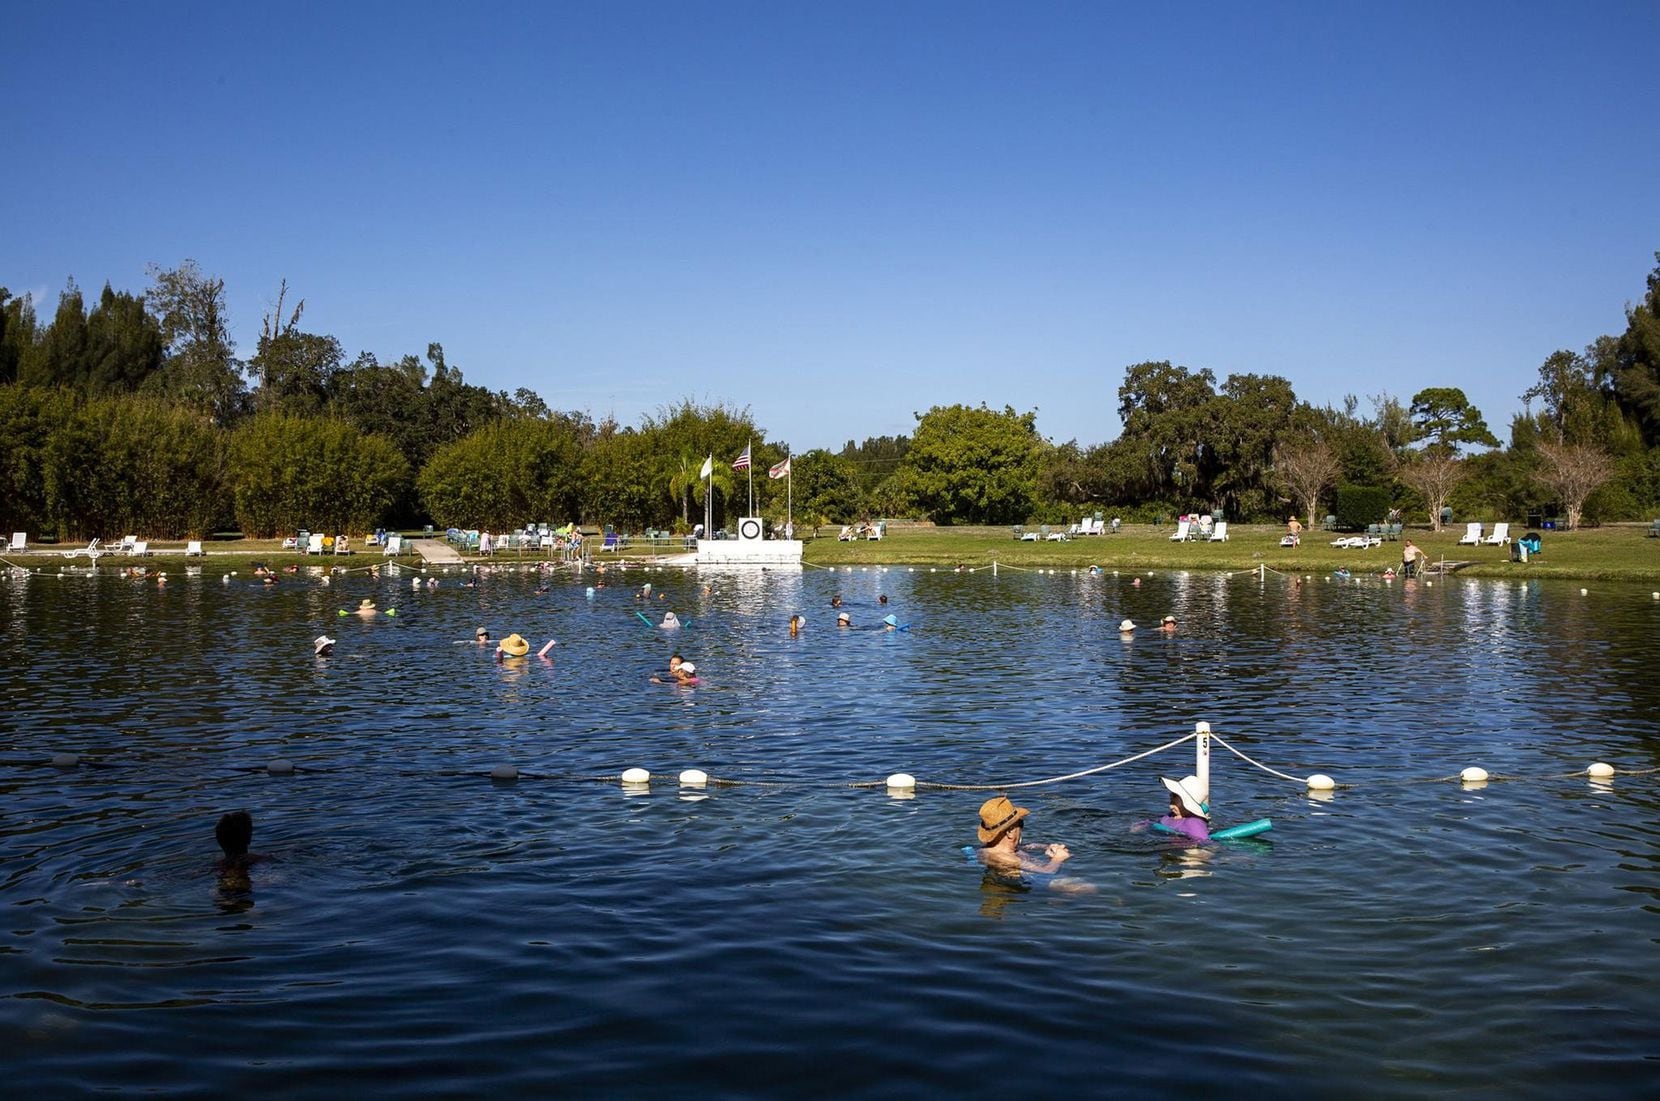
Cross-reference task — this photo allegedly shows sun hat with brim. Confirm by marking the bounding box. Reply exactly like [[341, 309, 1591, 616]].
[[359, 598, 376, 609], [838, 612, 850, 622], [882, 614, 898, 627], [1119, 619, 1136, 631], [1161, 615, 1176, 624], [313, 635, 335, 655], [499, 633, 530, 657], [679, 661, 696, 675], [476, 627, 488, 638], [1162, 776, 1210, 820], [977, 795, 1030, 843]]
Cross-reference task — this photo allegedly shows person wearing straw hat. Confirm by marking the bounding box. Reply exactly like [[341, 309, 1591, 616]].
[[1158, 615, 1177, 633], [475, 627, 490, 645], [355, 598, 377, 617], [975, 795, 1072, 874], [496, 633, 530, 659], [1119, 619, 1136, 635], [1159, 776, 1211, 842]]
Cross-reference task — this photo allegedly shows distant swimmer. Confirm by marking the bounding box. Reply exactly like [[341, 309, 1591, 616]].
[[496, 633, 530, 659], [837, 612, 852, 628], [475, 627, 491, 645], [1159, 615, 1176, 633], [789, 614, 804, 637], [661, 611, 681, 629], [652, 653, 698, 685], [356, 598, 378, 617], [314, 635, 335, 657]]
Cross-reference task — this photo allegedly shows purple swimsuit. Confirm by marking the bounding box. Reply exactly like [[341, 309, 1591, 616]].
[[1157, 814, 1211, 842]]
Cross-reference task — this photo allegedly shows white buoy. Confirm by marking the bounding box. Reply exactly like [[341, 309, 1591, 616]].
[[50, 752, 80, 768], [1651, 592, 1658, 600], [222, 575, 230, 584], [1587, 762, 1615, 779], [679, 768, 708, 786], [268, 759, 295, 775], [1460, 766, 1489, 783], [1426, 581, 1433, 588], [1580, 588, 1588, 596], [886, 772, 916, 792], [620, 767, 650, 784], [1306, 773, 1335, 791], [490, 763, 519, 781]]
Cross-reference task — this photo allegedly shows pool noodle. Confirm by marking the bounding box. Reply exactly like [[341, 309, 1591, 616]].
[[1151, 818, 1273, 841]]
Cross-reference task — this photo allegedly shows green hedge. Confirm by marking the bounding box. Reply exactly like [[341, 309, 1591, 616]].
[[1334, 484, 1392, 532]]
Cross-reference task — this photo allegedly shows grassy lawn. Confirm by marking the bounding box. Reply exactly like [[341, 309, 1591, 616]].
[[802, 523, 1660, 582], [11, 524, 1660, 583]]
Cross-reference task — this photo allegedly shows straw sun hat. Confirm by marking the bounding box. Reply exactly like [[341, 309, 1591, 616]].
[[977, 795, 1030, 843], [498, 633, 530, 657], [1119, 619, 1136, 631]]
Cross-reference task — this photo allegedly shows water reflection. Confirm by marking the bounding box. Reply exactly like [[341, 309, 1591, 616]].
[[4, 565, 1660, 1096]]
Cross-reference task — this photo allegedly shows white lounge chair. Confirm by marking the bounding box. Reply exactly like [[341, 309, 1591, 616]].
[[117, 535, 137, 553], [1280, 533, 1300, 547], [62, 538, 102, 559], [383, 533, 403, 556], [1483, 522, 1510, 546], [307, 533, 325, 554], [1456, 522, 1483, 545], [335, 534, 351, 555], [1169, 520, 1191, 542], [1209, 521, 1229, 542], [185, 540, 204, 556], [8, 532, 24, 552], [130, 540, 150, 556]]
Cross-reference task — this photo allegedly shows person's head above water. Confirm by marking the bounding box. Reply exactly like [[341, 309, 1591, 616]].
[[313, 634, 335, 656], [1161, 776, 1209, 820], [837, 611, 851, 626], [476, 627, 489, 642], [216, 810, 253, 857], [977, 795, 1030, 844]]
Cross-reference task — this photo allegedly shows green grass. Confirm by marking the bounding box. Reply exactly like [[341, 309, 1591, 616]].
[[802, 523, 1660, 582]]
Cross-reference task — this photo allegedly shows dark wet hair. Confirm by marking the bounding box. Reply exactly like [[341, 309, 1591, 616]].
[[216, 811, 253, 857]]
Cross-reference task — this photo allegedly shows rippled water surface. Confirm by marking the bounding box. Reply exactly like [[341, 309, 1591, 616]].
[[5, 561, 1659, 1098]]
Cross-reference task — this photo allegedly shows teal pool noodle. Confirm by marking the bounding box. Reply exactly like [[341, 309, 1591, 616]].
[[1209, 818, 1273, 841], [636, 611, 653, 626]]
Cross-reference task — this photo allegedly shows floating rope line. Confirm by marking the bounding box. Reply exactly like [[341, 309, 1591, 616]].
[[1210, 732, 1314, 785], [898, 731, 1200, 792]]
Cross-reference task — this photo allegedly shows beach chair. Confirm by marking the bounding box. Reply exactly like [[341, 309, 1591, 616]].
[[1280, 533, 1300, 547], [383, 533, 403, 556], [1169, 520, 1191, 542], [1209, 521, 1229, 542], [118, 535, 137, 553], [1648, 520, 1660, 538], [306, 533, 325, 555], [868, 521, 885, 540], [1456, 522, 1483, 545], [62, 537, 102, 559], [1483, 522, 1510, 546], [131, 540, 150, 556], [185, 540, 204, 556], [8, 532, 24, 552], [333, 534, 351, 555]]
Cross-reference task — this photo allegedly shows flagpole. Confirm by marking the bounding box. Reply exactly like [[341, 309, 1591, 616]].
[[747, 437, 755, 516], [787, 459, 793, 536]]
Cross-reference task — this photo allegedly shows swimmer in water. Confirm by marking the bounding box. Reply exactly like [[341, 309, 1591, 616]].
[[1159, 615, 1176, 633], [356, 598, 377, 617], [789, 614, 804, 637], [314, 634, 335, 657], [837, 611, 852, 628], [975, 796, 1072, 875], [1157, 777, 1211, 842], [475, 627, 490, 645]]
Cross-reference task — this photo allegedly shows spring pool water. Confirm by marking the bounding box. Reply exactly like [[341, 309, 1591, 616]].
[[3, 562, 1658, 1097]]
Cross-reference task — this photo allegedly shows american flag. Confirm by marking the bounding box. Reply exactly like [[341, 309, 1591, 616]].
[[732, 444, 751, 471]]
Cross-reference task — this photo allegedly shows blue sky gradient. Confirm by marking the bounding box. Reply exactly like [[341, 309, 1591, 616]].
[[8, 1, 1658, 450]]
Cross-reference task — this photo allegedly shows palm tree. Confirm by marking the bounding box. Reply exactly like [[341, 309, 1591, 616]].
[[663, 453, 734, 525]]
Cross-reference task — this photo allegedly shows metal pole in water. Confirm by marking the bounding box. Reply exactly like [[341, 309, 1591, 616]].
[[993, 560, 998, 577], [1195, 721, 1211, 802]]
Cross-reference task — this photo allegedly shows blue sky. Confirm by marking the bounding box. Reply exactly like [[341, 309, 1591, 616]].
[[7, 1, 1658, 452]]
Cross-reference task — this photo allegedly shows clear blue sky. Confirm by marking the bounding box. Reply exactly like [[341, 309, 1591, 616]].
[[7, 1, 1658, 451]]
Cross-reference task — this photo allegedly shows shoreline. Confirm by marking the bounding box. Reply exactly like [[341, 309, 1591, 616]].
[[7, 522, 1660, 582]]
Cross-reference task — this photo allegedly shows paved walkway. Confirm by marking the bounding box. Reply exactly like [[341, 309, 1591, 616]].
[[411, 539, 465, 565]]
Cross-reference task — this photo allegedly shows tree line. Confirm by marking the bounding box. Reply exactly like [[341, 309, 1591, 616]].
[[3, 255, 1658, 540]]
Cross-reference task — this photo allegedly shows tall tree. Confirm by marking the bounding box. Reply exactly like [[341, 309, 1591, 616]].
[[1607, 252, 1660, 444], [1395, 451, 1467, 531], [143, 260, 246, 425], [1533, 440, 1615, 531], [1273, 438, 1342, 529], [898, 403, 1042, 525], [1408, 387, 1500, 455]]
